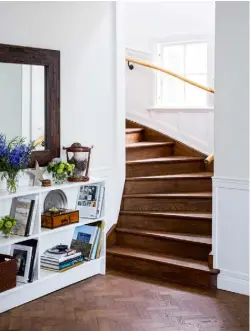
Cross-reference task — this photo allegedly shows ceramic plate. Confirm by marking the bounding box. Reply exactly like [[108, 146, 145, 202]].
[[43, 189, 68, 212]]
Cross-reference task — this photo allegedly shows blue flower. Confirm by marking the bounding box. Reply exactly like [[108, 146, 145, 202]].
[[0, 135, 34, 172]]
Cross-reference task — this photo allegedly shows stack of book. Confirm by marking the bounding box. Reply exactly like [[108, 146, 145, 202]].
[[41, 249, 83, 272], [70, 221, 104, 261], [76, 183, 105, 219]]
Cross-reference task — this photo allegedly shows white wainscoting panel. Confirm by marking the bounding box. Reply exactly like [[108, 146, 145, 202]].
[[127, 108, 214, 155], [213, 177, 249, 295]]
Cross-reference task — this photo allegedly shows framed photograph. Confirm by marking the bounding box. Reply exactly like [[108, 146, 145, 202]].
[[10, 244, 33, 283], [10, 197, 35, 236]]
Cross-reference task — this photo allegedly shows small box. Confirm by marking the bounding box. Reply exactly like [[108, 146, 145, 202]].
[[0, 254, 16, 293], [41, 209, 79, 229]]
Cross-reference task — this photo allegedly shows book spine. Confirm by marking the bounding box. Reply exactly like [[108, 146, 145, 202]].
[[96, 221, 105, 259], [28, 197, 38, 236], [41, 256, 84, 270], [41, 252, 81, 263], [25, 200, 35, 236], [91, 228, 101, 260], [41, 254, 82, 265], [100, 187, 105, 217], [96, 186, 105, 218]]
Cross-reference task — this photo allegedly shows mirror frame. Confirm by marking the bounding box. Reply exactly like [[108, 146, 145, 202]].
[[0, 43, 60, 167]]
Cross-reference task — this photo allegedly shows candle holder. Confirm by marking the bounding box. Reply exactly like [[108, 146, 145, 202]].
[[63, 143, 93, 182]]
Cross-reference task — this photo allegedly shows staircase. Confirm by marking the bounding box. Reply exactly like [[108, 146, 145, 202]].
[[107, 120, 219, 289]]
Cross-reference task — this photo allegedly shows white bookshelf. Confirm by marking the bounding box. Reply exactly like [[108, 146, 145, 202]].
[[0, 178, 106, 313]]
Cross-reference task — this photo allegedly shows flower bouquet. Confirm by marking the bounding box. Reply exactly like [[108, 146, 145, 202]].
[[0, 215, 17, 237], [0, 135, 34, 193], [47, 159, 75, 184]]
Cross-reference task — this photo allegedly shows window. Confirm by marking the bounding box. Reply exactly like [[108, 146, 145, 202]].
[[157, 40, 213, 107]]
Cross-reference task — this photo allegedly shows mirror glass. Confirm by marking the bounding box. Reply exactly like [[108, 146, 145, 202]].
[[0, 62, 45, 150]]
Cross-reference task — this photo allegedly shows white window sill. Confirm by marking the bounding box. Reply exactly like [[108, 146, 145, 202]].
[[147, 106, 214, 113]]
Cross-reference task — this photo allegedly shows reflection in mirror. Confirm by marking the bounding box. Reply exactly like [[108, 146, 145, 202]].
[[0, 63, 45, 150]]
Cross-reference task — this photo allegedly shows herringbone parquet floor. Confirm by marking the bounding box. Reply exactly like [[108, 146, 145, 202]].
[[0, 270, 249, 331]]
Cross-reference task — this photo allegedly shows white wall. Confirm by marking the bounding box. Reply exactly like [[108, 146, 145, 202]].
[[0, 63, 22, 139], [0, 2, 123, 229], [125, 1, 215, 154], [124, 1, 215, 54], [213, 1, 249, 295]]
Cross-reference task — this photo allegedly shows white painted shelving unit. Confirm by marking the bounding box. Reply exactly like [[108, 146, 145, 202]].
[[0, 178, 106, 313]]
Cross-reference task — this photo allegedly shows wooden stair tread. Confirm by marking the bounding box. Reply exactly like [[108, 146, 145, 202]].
[[126, 141, 174, 148], [126, 172, 212, 180], [120, 210, 212, 220], [123, 192, 212, 198], [107, 246, 218, 273], [126, 128, 144, 134], [116, 227, 212, 245], [126, 156, 204, 165]]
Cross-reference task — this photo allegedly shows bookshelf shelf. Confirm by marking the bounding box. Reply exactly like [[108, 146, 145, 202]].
[[40, 217, 105, 236], [0, 233, 39, 248], [0, 177, 106, 313]]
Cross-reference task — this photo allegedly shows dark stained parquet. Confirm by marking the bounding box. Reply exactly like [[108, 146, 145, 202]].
[[0, 270, 249, 331]]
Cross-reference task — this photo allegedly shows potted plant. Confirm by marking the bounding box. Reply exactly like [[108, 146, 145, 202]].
[[0, 135, 34, 193], [0, 216, 17, 237], [47, 159, 75, 184]]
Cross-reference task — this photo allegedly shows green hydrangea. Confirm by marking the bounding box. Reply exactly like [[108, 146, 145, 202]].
[[5, 221, 12, 229]]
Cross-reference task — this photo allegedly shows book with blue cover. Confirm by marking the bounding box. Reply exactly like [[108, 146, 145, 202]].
[[70, 224, 99, 260]]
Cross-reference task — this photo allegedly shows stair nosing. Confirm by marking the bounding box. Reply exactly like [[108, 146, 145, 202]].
[[122, 192, 212, 199], [126, 128, 144, 134], [107, 246, 218, 274], [126, 142, 174, 149], [116, 228, 212, 245], [126, 156, 204, 165], [125, 173, 212, 181], [119, 211, 212, 220]]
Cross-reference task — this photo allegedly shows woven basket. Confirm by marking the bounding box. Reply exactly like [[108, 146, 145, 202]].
[[0, 254, 16, 293]]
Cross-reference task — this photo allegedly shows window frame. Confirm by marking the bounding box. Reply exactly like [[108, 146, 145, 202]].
[[156, 35, 214, 108]]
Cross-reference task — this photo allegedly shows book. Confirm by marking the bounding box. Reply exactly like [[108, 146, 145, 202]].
[[41, 256, 84, 270], [70, 224, 99, 260], [41, 261, 84, 273], [90, 227, 101, 260], [25, 196, 38, 236], [96, 186, 105, 218], [41, 251, 82, 264], [10, 195, 38, 237], [95, 221, 105, 259], [76, 184, 101, 219]]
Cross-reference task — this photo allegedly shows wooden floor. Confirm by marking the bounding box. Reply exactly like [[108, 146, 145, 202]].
[[0, 270, 248, 331]]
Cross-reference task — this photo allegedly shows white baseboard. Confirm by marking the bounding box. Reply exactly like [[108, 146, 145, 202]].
[[218, 270, 249, 296]]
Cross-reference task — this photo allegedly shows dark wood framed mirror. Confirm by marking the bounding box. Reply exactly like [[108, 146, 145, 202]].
[[0, 43, 60, 167]]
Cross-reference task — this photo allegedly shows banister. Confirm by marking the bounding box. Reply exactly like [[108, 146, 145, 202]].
[[125, 56, 215, 94], [34, 135, 45, 147], [205, 153, 214, 164]]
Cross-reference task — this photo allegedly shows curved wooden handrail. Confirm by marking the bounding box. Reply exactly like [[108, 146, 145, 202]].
[[205, 153, 214, 164], [126, 57, 215, 94], [34, 135, 45, 147]]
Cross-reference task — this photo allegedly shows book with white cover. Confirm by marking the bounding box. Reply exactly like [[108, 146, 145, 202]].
[[76, 184, 101, 219]]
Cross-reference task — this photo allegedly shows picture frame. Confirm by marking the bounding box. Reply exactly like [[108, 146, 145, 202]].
[[10, 244, 33, 283], [10, 196, 35, 237]]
